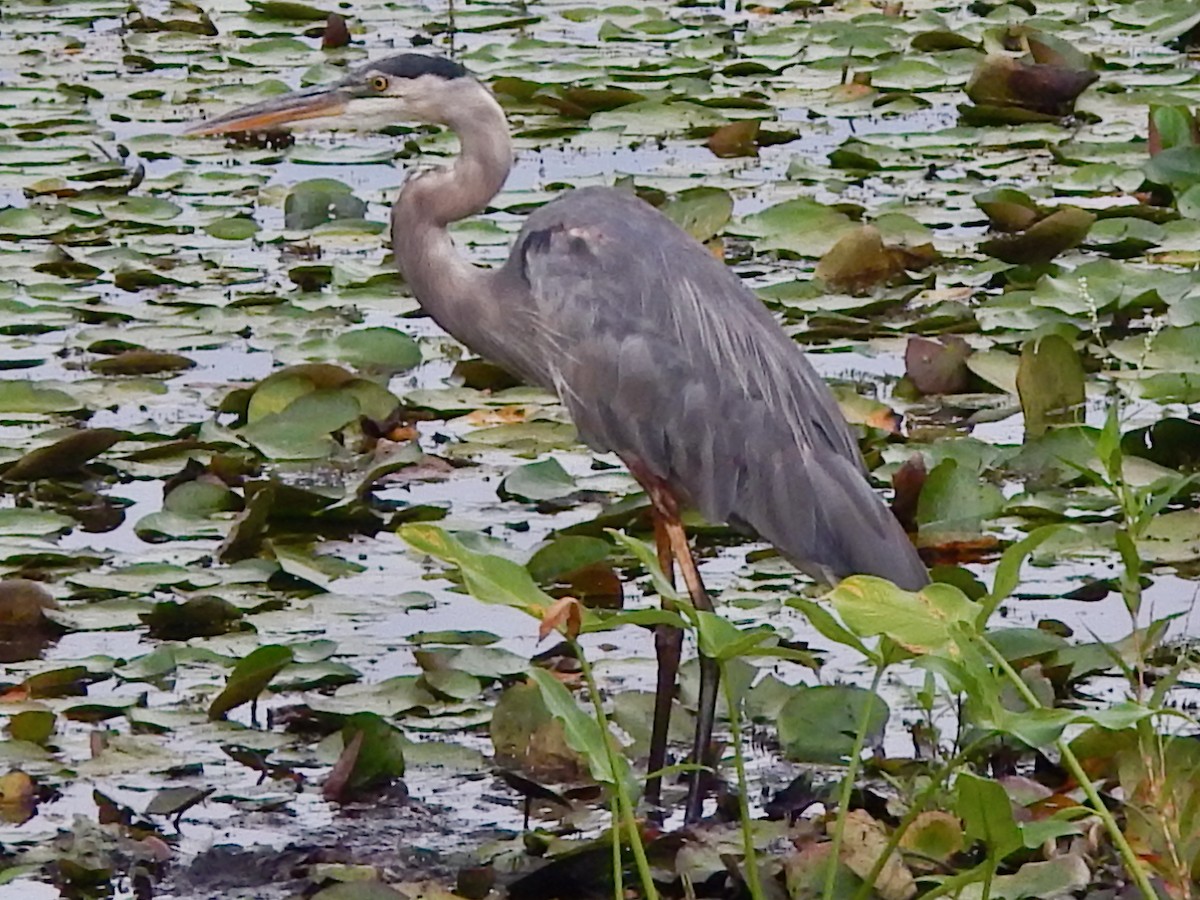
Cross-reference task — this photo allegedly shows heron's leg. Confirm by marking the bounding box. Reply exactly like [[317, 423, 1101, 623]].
[[661, 517, 721, 824], [644, 510, 679, 811]]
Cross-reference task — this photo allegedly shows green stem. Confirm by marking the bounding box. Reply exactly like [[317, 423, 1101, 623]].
[[721, 662, 767, 900], [573, 640, 660, 900], [823, 664, 887, 900], [610, 789, 624, 900], [914, 861, 992, 900], [981, 859, 995, 900], [980, 638, 1158, 900]]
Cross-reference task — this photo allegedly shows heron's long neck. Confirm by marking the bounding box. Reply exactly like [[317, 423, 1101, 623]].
[[392, 82, 512, 339]]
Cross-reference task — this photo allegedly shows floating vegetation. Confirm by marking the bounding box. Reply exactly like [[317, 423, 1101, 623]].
[[2, 0, 1200, 897]]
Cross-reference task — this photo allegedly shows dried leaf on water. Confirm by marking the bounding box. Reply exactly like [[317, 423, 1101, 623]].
[[815, 225, 938, 294], [965, 54, 1098, 116], [1016, 334, 1085, 438]]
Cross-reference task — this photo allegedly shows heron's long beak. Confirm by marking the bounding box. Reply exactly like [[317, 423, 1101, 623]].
[[185, 84, 351, 136]]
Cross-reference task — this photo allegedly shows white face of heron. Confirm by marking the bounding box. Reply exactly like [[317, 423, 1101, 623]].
[[339, 70, 479, 130]]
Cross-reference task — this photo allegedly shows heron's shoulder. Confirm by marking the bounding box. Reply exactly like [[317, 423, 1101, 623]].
[[517, 186, 687, 250]]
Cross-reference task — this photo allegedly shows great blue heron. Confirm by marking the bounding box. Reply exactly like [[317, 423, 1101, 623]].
[[189, 53, 929, 823]]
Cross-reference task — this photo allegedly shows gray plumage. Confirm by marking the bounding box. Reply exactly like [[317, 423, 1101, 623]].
[[488, 189, 928, 590]]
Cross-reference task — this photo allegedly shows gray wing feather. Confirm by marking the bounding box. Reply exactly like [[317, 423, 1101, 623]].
[[499, 186, 928, 590]]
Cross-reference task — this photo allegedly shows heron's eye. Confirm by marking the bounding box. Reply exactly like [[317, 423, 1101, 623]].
[[370, 75, 389, 92]]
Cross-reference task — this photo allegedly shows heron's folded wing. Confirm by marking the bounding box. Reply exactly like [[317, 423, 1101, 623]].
[[513, 188, 927, 590]]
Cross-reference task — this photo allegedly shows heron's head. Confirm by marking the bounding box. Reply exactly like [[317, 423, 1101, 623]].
[[186, 53, 475, 136]]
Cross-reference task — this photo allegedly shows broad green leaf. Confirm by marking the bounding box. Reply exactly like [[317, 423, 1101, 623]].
[[981, 524, 1065, 618], [400, 524, 554, 616], [980, 856, 1090, 900], [0, 381, 80, 414], [0, 508, 73, 537], [526, 667, 629, 789], [787, 596, 876, 662], [829, 577, 979, 656], [527, 535, 611, 584], [660, 187, 733, 242], [954, 772, 1023, 860], [204, 216, 260, 240], [693, 610, 775, 662], [240, 389, 362, 459], [916, 458, 1006, 535], [735, 197, 856, 257], [606, 529, 681, 604]]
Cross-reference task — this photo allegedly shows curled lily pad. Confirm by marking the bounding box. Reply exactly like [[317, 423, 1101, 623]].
[[249, 0, 332, 20], [911, 30, 980, 52], [323, 711, 406, 801], [660, 187, 733, 243], [1149, 105, 1200, 157], [1, 428, 126, 481], [241, 390, 362, 459], [539, 87, 646, 118], [814, 225, 939, 294], [980, 207, 1096, 265], [1016, 334, 1085, 438], [322, 13, 351, 49], [904, 337, 972, 396], [243, 364, 355, 421], [975, 187, 1042, 233], [964, 54, 1098, 117], [208, 644, 295, 720]]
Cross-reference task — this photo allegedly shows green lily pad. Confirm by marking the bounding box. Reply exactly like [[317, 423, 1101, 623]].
[[204, 216, 261, 240], [777, 685, 890, 764], [0, 509, 74, 537], [499, 458, 578, 502]]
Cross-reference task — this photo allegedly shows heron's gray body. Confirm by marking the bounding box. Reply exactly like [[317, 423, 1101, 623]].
[[398, 183, 928, 591]]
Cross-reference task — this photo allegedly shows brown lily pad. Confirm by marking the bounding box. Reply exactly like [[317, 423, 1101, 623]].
[[905, 336, 972, 396], [0, 579, 59, 629], [1, 428, 126, 481], [321, 12, 350, 48], [707, 119, 760, 158], [965, 54, 1098, 117], [90, 350, 196, 376], [1016, 334, 1085, 438], [490, 681, 586, 781], [891, 455, 927, 535], [975, 187, 1042, 233], [815, 225, 939, 294], [979, 206, 1096, 264]]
